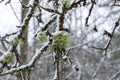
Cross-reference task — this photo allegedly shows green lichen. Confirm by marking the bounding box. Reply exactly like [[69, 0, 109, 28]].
[[10, 37, 24, 46], [19, 39, 24, 44], [2, 53, 14, 64], [38, 32, 47, 42], [51, 31, 70, 50], [61, 0, 71, 9]]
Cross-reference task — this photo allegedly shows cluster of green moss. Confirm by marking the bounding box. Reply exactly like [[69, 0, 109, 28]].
[[51, 31, 70, 50], [10, 37, 24, 46], [2, 53, 14, 64], [37, 32, 47, 42], [61, 0, 71, 9]]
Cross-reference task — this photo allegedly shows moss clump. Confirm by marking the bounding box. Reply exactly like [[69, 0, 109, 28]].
[[10, 37, 24, 46], [61, 0, 71, 9], [2, 53, 14, 64], [37, 32, 47, 42], [51, 31, 70, 50]]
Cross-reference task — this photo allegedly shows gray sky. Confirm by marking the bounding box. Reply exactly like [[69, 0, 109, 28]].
[[0, 0, 20, 36]]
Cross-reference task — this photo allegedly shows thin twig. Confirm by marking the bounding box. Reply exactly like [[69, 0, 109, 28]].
[[109, 70, 120, 80], [38, 5, 61, 14], [67, 35, 102, 50], [0, 40, 7, 51], [5, 0, 11, 5], [69, 0, 85, 9], [91, 17, 120, 79], [85, 0, 96, 26], [0, 30, 19, 39], [9, 3, 20, 22]]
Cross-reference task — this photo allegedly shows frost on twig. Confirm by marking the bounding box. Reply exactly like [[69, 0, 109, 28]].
[[0, 41, 50, 76]]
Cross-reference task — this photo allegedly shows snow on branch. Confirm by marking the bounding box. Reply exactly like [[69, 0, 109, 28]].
[[0, 0, 39, 75], [19, 0, 38, 37], [0, 31, 19, 39], [70, 0, 86, 9], [0, 41, 50, 76], [38, 5, 61, 14]]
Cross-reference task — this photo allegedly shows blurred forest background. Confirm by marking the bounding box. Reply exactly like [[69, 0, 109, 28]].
[[0, 0, 120, 80]]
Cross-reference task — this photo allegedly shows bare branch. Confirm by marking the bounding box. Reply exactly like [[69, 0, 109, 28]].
[[85, 0, 96, 26], [69, 0, 86, 9], [91, 17, 120, 79], [0, 31, 19, 39]]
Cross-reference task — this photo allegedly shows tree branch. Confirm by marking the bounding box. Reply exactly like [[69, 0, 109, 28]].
[[38, 5, 61, 14], [91, 17, 120, 79], [0, 41, 50, 76], [109, 70, 120, 80], [69, 0, 86, 9], [0, 0, 38, 75], [85, 0, 96, 26]]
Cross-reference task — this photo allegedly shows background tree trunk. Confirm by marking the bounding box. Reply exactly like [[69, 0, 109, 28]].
[[20, 0, 29, 64], [17, 0, 29, 80]]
